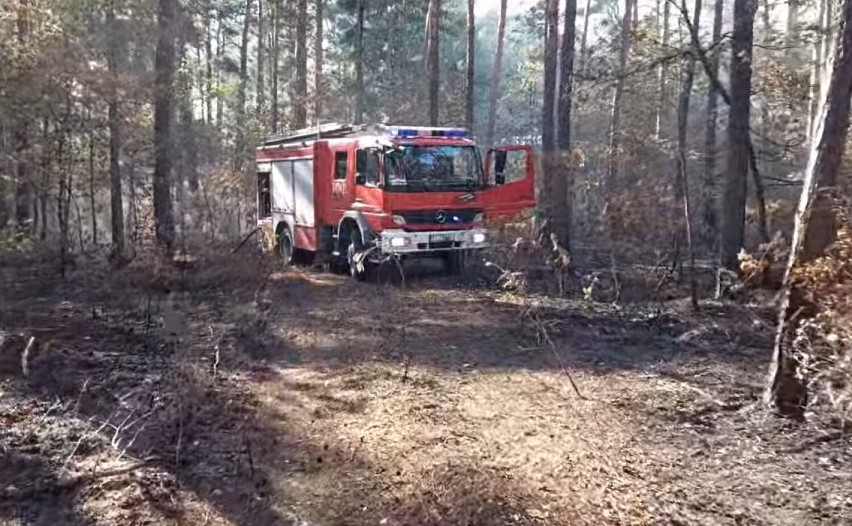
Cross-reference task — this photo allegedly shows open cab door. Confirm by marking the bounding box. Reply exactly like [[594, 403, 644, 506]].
[[483, 145, 536, 222]]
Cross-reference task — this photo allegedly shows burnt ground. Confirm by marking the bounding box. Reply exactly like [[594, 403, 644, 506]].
[[0, 251, 850, 526]]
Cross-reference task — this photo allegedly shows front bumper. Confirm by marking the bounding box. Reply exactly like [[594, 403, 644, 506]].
[[378, 228, 488, 254]]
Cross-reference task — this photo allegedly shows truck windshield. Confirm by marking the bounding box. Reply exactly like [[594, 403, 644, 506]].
[[384, 145, 484, 192]]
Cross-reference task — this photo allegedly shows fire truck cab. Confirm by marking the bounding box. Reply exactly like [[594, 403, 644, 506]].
[[255, 123, 535, 279]]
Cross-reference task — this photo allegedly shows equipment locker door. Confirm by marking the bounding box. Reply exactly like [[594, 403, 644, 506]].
[[292, 159, 316, 227], [483, 145, 536, 221], [271, 160, 295, 215]]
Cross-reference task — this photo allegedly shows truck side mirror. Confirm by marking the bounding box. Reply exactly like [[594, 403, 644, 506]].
[[356, 150, 366, 173], [494, 150, 508, 185]]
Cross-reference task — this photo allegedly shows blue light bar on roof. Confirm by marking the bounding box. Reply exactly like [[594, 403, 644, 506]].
[[385, 126, 469, 139]]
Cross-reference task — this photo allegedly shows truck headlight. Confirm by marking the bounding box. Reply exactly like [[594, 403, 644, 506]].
[[390, 237, 410, 247], [472, 233, 486, 244], [472, 213, 485, 224], [392, 215, 406, 226]]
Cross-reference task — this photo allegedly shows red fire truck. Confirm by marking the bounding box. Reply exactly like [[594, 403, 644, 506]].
[[255, 123, 535, 279]]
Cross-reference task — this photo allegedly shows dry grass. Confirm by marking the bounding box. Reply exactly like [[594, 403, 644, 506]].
[[1, 251, 851, 525]]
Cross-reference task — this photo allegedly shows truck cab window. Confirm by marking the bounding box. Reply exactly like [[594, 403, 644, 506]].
[[257, 172, 271, 218], [334, 151, 348, 180], [356, 149, 380, 186]]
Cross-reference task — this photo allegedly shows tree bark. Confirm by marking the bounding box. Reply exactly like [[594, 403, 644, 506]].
[[294, 0, 308, 127], [355, 0, 365, 123], [542, 0, 559, 232], [553, 0, 577, 250], [215, 10, 224, 129], [785, 0, 798, 55], [655, 0, 670, 139], [675, 0, 701, 308], [485, 0, 507, 148], [271, 0, 281, 132], [542, 0, 559, 153], [575, 0, 593, 139], [809, 0, 828, 140], [106, 0, 124, 259], [701, 0, 724, 247], [465, 0, 475, 131], [235, 0, 252, 168], [39, 117, 50, 241], [88, 121, 97, 246], [257, 0, 266, 116], [205, 11, 213, 127], [608, 0, 634, 186], [14, 0, 33, 230], [768, 0, 852, 417], [607, 0, 632, 188], [153, 0, 177, 249], [426, 0, 441, 126], [720, 0, 755, 269], [315, 0, 324, 123]]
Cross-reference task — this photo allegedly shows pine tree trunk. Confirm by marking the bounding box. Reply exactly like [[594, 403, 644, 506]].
[[485, 0, 507, 148], [315, 0, 324, 123], [355, 0, 365, 123], [205, 12, 213, 127], [809, 0, 828, 140], [426, 0, 441, 126], [575, 0, 593, 139], [542, 0, 559, 152], [720, 0, 755, 269], [554, 0, 577, 250], [153, 0, 177, 249], [608, 0, 634, 186], [235, 0, 252, 169], [676, 0, 701, 308], [768, 0, 852, 417], [786, 0, 798, 55], [106, 0, 124, 258], [257, 0, 266, 116], [655, 0, 670, 139], [14, 0, 32, 230], [701, 0, 724, 247], [294, 0, 308, 127], [271, 0, 281, 132], [215, 11, 224, 129], [39, 118, 50, 241], [88, 122, 97, 246], [542, 0, 559, 232], [465, 0, 475, 131]]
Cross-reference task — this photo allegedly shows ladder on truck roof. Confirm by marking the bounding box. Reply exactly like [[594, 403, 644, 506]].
[[261, 122, 366, 147]]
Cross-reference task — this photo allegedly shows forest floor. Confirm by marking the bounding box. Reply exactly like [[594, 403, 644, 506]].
[[1, 250, 851, 526]]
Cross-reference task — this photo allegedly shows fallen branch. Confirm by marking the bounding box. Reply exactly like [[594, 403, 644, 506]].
[[525, 305, 587, 400], [232, 227, 261, 254]]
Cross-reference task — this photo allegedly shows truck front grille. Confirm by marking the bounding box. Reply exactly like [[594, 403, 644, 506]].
[[399, 209, 482, 226]]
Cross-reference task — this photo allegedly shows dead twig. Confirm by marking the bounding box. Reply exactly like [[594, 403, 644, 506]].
[[524, 305, 587, 400], [20, 336, 34, 377], [610, 252, 622, 304], [175, 401, 184, 466], [210, 326, 222, 382], [73, 378, 90, 417]]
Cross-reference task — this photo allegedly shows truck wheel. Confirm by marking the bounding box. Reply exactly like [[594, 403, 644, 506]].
[[278, 227, 294, 266], [346, 227, 370, 281]]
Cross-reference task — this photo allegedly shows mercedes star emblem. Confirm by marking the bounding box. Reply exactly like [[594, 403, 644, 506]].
[[435, 210, 447, 224]]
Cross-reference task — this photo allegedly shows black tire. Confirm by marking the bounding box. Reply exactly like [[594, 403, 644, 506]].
[[346, 226, 369, 281], [278, 226, 294, 266]]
